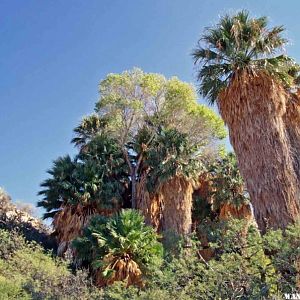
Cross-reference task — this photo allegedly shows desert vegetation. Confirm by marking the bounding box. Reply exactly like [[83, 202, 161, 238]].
[[2, 10, 300, 299]]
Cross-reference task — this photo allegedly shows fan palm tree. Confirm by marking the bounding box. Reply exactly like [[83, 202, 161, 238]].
[[136, 127, 203, 236], [38, 135, 129, 255], [192, 11, 300, 231], [71, 114, 108, 149], [72, 209, 163, 287]]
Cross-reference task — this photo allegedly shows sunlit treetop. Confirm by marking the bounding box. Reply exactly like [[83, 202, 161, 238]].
[[93, 68, 226, 149]]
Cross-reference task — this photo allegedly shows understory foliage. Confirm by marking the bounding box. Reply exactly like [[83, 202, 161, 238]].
[[102, 220, 300, 299], [1, 220, 299, 299], [0, 229, 103, 300]]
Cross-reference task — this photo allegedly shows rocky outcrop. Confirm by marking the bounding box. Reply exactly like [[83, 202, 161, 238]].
[[0, 188, 55, 250]]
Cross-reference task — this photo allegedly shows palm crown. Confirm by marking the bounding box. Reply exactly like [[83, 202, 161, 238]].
[[192, 10, 299, 104], [38, 135, 128, 219], [73, 209, 163, 286]]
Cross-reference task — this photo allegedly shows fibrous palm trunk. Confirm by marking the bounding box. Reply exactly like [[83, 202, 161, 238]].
[[137, 174, 193, 236], [136, 171, 163, 232], [219, 70, 300, 231], [53, 204, 116, 256], [284, 91, 300, 183]]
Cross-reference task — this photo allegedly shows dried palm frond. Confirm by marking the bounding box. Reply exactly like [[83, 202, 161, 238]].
[[136, 171, 163, 232], [193, 10, 300, 231], [219, 202, 252, 221], [53, 204, 116, 256], [219, 70, 300, 231], [158, 176, 194, 235], [95, 254, 143, 287], [284, 90, 300, 181], [137, 175, 194, 236]]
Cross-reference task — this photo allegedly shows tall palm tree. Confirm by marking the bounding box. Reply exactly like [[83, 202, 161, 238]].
[[192, 11, 300, 231]]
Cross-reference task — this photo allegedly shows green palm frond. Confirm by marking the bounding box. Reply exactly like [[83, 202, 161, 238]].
[[192, 10, 299, 104], [72, 210, 163, 277], [143, 128, 205, 192], [72, 114, 108, 148], [38, 135, 129, 219]]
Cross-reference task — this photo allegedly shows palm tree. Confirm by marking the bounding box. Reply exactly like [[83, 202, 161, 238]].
[[136, 127, 203, 236], [193, 11, 300, 231], [71, 114, 109, 150], [208, 153, 253, 222], [72, 209, 163, 287], [38, 135, 128, 255]]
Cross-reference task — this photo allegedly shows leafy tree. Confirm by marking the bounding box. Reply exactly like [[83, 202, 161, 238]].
[[193, 10, 300, 230]]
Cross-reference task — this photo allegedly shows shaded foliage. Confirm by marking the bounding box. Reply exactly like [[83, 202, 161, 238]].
[[0, 229, 103, 300]]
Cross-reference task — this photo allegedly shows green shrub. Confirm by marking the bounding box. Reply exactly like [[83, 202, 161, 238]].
[[0, 229, 27, 259], [0, 229, 102, 300], [263, 222, 300, 293], [0, 219, 298, 299], [0, 275, 30, 300]]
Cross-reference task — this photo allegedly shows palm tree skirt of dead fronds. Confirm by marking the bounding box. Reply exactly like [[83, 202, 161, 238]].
[[95, 254, 143, 287], [219, 70, 300, 231]]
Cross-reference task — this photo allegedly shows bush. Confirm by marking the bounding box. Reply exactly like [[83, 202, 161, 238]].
[[0, 229, 102, 300], [0, 219, 298, 299], [0, 229, 26, 259], [263, 222, 300, 293], [101, 219, 295, 299]]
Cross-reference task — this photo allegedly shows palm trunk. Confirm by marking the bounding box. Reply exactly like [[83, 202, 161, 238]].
[[160, 176, 193, 235], [219, 70, 300, 231], [122, 149, 143, 209], [284, 91, 300, 183], [136, 171, 162, 231], [137, 175, 193, 236], [131, 171, 137, 209]]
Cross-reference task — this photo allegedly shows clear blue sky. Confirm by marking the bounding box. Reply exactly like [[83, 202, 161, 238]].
[[1, 0, 300, 215]]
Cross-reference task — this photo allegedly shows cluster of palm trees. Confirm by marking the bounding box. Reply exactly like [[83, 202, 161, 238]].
[[38, 10, 300, 287], [39, 68, 227, 251]]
